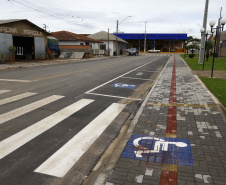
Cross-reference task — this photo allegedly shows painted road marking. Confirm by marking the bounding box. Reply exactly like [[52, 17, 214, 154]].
[[146, 103, 217, 108], [0, 95, 64, 125], [0, 90, 11, 95], [0, 79, 31, 83], [35, 103, 126, 178], [0, 92, 37, 106], [86, 92, 142, 101], [121, 134, 193, 166], [121, 77, 150, 81], [136, 72, 143, 76], [0, 99, 94, 159], [86, 57, 161, 94], [111, 83, 137, 89]]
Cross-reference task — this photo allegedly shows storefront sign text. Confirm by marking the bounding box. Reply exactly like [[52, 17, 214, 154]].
[[24, 29, 42, 36], [0, 27, 17, 34]]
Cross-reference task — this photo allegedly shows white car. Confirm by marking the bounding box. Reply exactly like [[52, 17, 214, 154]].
[[148, 49, 160, 53]]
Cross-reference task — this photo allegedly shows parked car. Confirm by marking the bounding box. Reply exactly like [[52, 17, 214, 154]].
[[128, 48, 139, 56], [148, 49, 160, 53]]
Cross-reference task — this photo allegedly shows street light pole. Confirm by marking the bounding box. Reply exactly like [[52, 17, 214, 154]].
[[116, 20, 119, 56], [184, 41, 187, 58], [199, 0, 209, 65], [144, 22, 147, 53], [209, 18, 226, 78], [115, 16, 131, 56]]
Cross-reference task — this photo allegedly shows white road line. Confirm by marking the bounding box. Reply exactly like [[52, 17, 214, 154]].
[[86, 92, 142, 101], [85, 57, 160, 94], [0, 79, 31, 83], [136, 70, 159, 73], [34, 103, 126, 178], [121, 77, 150, 81], [0, 95, 64, 125], [0, 90, 12, 95], [136, 72, 143, 76], [0, 92, 37, 106], [0, 99, 94, 159]]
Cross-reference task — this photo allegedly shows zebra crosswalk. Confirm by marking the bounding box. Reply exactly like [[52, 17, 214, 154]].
[[0, 90, 126, 178]]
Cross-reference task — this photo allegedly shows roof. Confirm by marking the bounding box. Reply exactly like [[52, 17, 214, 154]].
[[0, 19, 50, 35], [88, 31, 128, 44], [115, 33, 187, 40], [51, 31, 102, 43]]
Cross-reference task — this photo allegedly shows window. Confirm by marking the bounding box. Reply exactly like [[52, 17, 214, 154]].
[[80, 43, 84, 45], [100, 44, 106, 50]]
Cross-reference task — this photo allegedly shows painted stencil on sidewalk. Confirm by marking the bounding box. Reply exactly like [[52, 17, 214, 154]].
[[121, 134, 193, 166]]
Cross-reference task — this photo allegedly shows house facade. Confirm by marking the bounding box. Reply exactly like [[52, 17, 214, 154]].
[[88, 31, 128, 56], [51, 31, 102, 53]]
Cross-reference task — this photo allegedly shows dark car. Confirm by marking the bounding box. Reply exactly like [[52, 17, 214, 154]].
[[128, 48, 139, 56]]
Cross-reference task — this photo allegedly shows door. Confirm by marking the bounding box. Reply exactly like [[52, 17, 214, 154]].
[[0, 33, 13, 62], [34, 37, 46, 59]]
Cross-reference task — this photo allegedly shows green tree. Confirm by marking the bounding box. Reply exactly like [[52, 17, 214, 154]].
[[187, 44, 199, 54], [205, 40, 213, 54]]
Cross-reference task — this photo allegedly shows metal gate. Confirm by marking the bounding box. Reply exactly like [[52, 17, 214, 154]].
[[0, 33, 13, 62], [34, 37, 46, 59]]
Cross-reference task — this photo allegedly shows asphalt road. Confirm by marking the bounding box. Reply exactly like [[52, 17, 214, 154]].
[[0, 54, 169, 185]]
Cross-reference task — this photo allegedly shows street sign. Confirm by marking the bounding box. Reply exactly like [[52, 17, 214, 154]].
[[121, 134, 193, 166], [111, 83, 137, 89]]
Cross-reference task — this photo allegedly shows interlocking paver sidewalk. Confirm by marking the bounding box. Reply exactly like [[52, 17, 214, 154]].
[[104, 55, 226, 185]]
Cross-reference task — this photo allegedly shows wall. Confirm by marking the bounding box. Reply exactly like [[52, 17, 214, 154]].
[[91, 41, 114, 56], [59, 41, 85, 46], [0, 20, 48, 45]]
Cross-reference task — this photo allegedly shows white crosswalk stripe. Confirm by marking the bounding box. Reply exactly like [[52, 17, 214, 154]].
[[0, 90, 11, 95], [0, 95, 64, 125], [0, 92, 37, 106], [0, 99, 94, 159], [34, 103, 126, 178]]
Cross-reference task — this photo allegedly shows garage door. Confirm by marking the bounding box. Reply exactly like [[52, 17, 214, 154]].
[[0, 33, 13, 61], [34, 37, 46, 59]]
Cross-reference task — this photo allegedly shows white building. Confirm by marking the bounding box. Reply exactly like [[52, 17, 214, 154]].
[[88, 31, 128, 56]]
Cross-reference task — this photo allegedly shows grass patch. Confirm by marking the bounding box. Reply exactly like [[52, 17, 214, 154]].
[[199, 77, 226, 107], [180, 54, 226, 70]]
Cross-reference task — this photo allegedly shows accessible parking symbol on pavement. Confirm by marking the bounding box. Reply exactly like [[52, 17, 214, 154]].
[[121, 134, 193, 166], [111, 83, 137, 89]]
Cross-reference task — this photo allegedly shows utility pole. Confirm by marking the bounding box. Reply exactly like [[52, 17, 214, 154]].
[[116, 20, 118, 56], [199, 0, 209, 64], [144, 22, 147, 53], [43, 24, 47, 31], [108, 28, 110, 56], [216, 7, 223, 58]]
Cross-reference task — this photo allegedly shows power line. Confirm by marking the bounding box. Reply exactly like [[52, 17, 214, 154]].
[[10, 0, 94, 28]]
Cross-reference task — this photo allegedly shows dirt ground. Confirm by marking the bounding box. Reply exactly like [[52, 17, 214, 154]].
[[192, 70, 226, 79]]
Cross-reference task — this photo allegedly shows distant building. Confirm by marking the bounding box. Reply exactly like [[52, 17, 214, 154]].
[[88, 31, 128, 56], [114, 33, 187, 53], [0, 19, 49, 62], [51, 31, 102, 53]]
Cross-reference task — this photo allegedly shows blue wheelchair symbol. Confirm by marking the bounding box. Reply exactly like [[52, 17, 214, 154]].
[[111, 83, 137, 89]]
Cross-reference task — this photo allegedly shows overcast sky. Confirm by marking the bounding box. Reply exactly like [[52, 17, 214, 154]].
[[1, 0, 226, 38]]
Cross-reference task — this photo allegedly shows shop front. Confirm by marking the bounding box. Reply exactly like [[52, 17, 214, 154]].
[[0, 19, 49, 62]]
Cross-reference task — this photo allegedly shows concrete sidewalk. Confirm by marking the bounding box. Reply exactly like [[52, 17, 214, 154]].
[[96, 55, 226, 185], [0, 56, 112, 70]]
